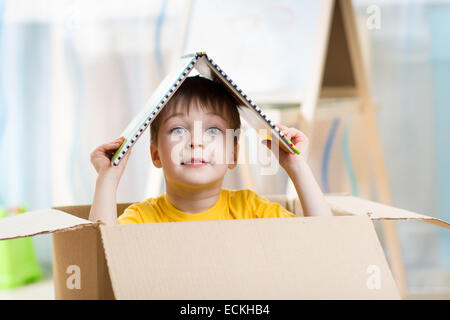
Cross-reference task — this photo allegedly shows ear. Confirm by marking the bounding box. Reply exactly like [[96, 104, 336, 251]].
[[150, 143, 162, 168], [228, 143, 239, 170]]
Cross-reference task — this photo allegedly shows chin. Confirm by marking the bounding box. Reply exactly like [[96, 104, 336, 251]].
[[178, 171, 224, 187], [181, 176, 217, 186]]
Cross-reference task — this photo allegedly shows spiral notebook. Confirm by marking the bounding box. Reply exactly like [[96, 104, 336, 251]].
[[111, 52, 300, 166]]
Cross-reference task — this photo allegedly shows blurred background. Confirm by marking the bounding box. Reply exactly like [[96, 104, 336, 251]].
[[0, 0, 449, 299]]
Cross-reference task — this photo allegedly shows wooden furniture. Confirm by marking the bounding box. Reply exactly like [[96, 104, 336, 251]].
[[175, 0, 409, 298]]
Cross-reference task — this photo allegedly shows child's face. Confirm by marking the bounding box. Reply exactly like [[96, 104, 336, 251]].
[[150, 104, 239, 189]]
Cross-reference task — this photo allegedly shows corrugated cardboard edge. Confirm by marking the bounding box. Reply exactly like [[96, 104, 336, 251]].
[[325, 195, 450, 229], [98, 224, 122, 299], [0, 208, 100, 241], [0, 222, 100, 241]]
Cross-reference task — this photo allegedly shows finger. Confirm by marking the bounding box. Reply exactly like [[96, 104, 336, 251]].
[[103, 137, 123, 146], [280, 127, 306, 145], [98, 139, 124, 152], [286, 129, 302, 142], [101, 140, 123, 148], [280, 128, 296, 141], [105, 148, 118, 157], [276, 124, 289, 132], [106, 136, 125, 145], [290, 130, 308, 144], [276, 124, 293, 140]]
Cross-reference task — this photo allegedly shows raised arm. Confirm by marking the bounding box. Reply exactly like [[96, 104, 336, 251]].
[[285, 159, 332, 217], [262, 124, 333, 217], [89, 137, 131, 226]]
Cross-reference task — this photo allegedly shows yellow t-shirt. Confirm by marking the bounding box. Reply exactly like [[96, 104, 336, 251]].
[[118, 188, 296, 224]]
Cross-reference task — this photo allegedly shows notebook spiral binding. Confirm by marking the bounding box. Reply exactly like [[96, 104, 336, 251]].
[[112, 56, 199, 166], [203, 54, 288, 139], [202, 53, 299, 154]]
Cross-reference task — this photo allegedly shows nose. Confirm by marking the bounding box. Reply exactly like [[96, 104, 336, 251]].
[[189, 141, 204, 149], [187, 138, 204, 158], [186, 131, 205, 149], [188, 123, 205, 149]]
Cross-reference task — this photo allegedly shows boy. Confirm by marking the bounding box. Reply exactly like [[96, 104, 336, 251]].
[[89, 76, 332, 226]]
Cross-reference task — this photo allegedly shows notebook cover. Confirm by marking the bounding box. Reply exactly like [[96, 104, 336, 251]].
[[111, 52, 300, 166]]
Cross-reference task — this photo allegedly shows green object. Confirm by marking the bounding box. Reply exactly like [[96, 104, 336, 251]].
[[0, 206, 43, 289]]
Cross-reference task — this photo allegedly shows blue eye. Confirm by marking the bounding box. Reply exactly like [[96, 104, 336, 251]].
[[170, 127, 186, 135], [206, 127, 222, 135]]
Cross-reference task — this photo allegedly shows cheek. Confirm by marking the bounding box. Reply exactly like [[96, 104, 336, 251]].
[[158, 135, 182, 165], [205, 135, 234, 165]]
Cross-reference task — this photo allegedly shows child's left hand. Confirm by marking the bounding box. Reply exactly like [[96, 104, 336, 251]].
[[261, 124, 309, 174]]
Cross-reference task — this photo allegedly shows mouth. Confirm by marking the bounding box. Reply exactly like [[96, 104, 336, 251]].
[[181, 158, 209, 166]]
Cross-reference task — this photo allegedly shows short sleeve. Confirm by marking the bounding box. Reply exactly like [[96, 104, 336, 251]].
[[118, 204, 144, 224], [247, 190, 297, 218]]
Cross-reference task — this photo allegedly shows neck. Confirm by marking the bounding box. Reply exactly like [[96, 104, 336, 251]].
[[164, 180, 223, 214]]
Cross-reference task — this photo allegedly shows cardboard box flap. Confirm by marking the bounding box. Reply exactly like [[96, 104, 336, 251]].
[[100, 217, 400, 299], [326, 196, 450, 229], [0, 208, 96, 241]]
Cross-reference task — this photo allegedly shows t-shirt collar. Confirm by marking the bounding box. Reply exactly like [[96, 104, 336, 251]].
[[161, 189, 226, 221]]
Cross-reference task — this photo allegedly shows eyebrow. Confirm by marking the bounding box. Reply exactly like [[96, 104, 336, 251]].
[[163, 113, 184, 125], [163, 112, 226, 125]]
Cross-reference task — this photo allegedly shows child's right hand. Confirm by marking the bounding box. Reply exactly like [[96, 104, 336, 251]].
[[90, 137, 131, 184]]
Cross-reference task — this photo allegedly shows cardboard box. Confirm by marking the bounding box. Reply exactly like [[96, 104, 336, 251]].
[[0, 195, 448, 299]]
